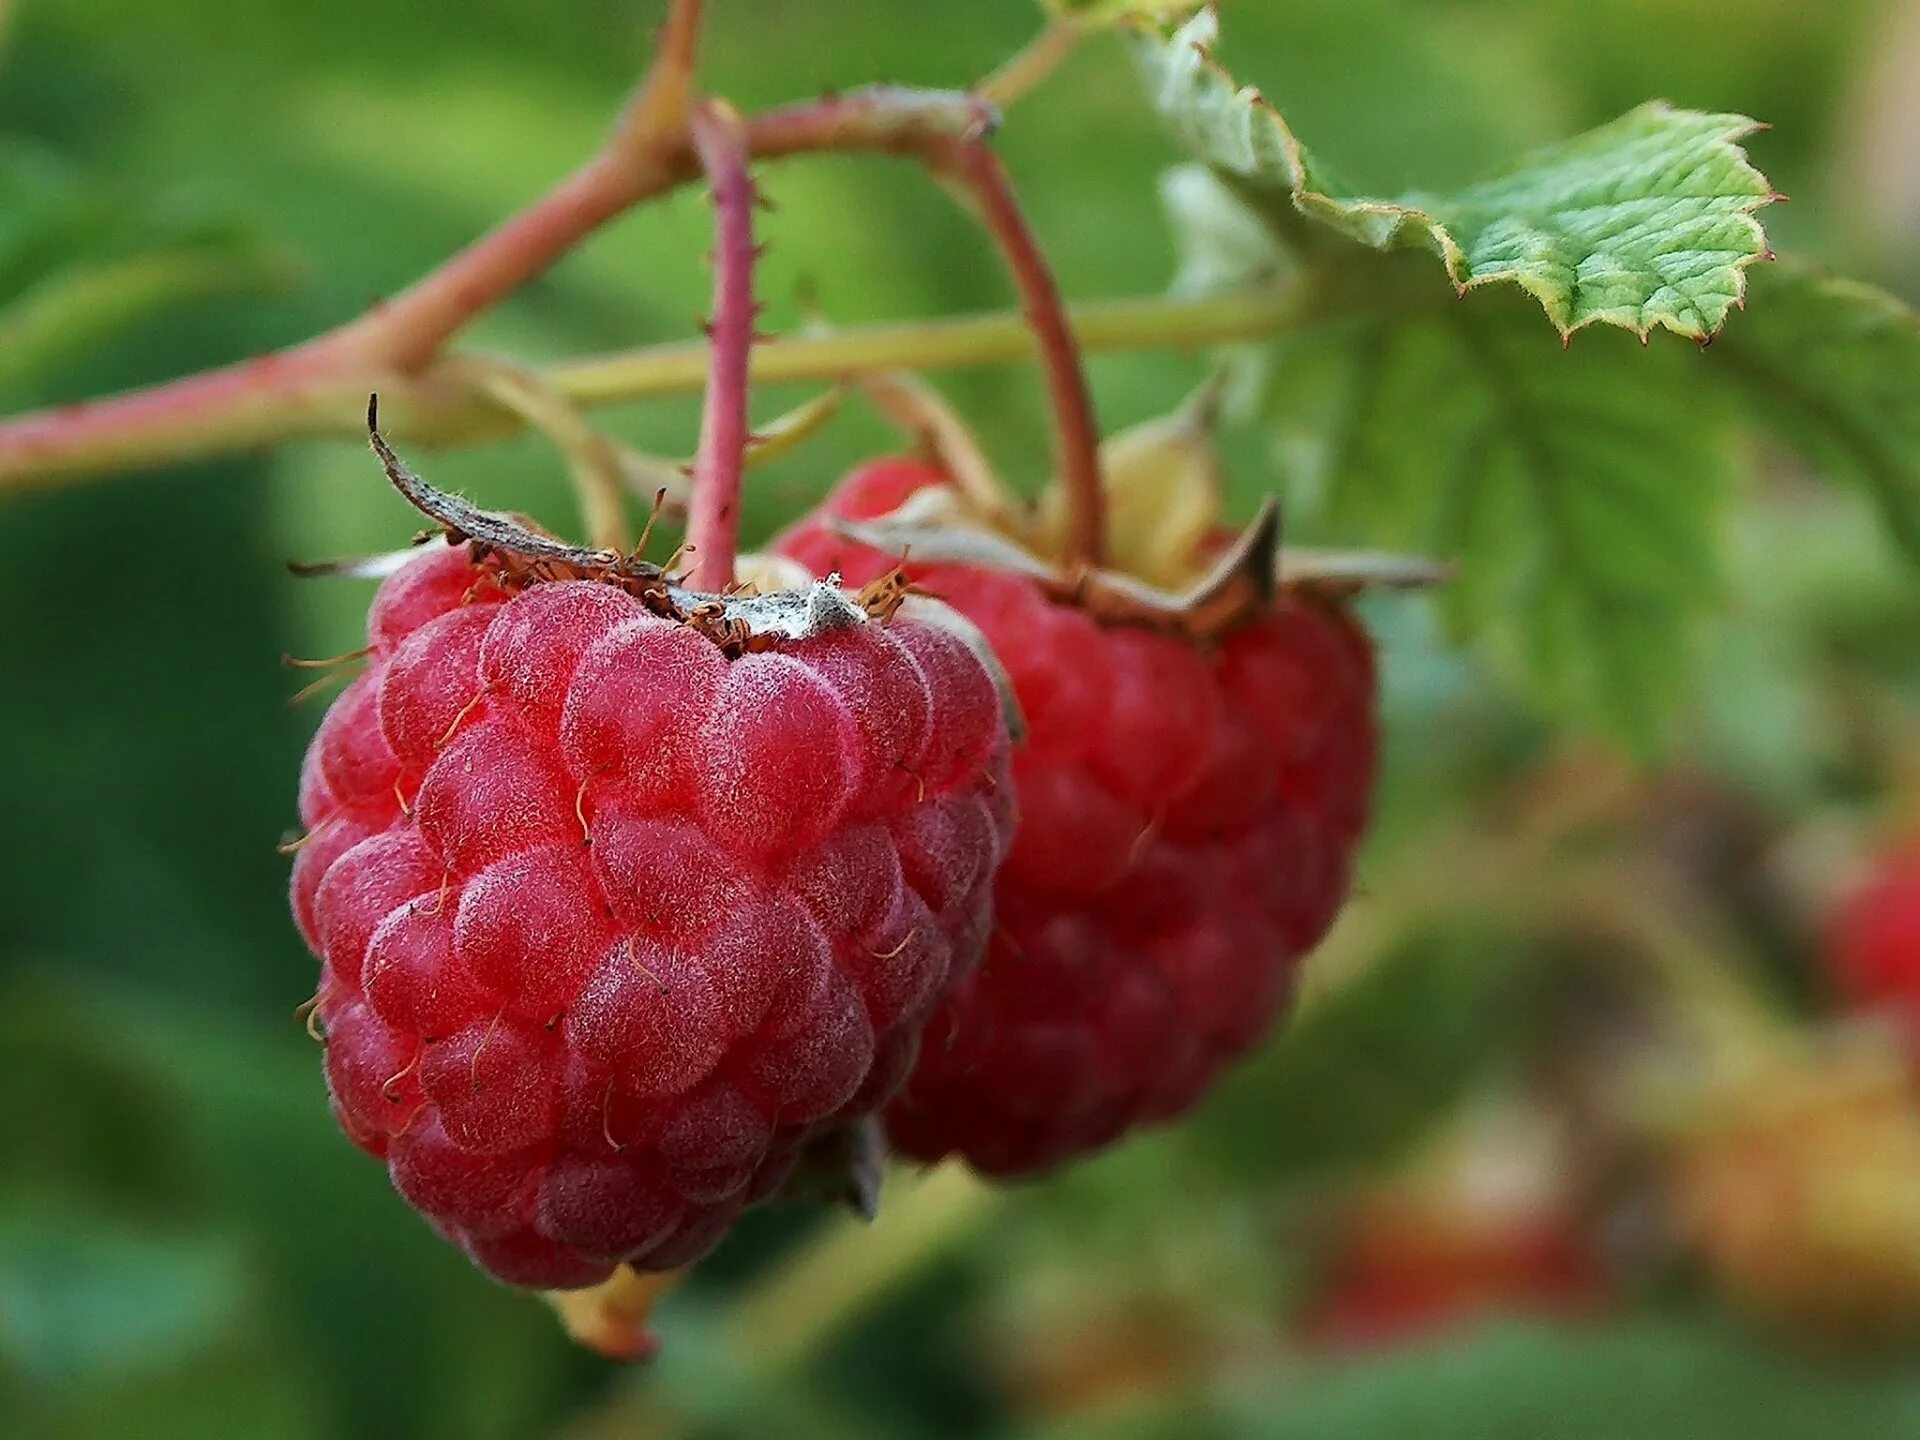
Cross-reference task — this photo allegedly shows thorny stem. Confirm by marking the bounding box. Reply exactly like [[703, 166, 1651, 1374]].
[[684, 101, 759, 593], [926, 139, 1107, 568], [0, 37, 1106, 532]]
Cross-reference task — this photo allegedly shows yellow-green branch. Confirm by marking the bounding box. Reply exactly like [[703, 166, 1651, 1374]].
[[0, 286, 1308, 494]]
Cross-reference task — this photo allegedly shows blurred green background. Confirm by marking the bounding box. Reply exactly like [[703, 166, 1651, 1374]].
[[8, 0, 1920, 1435]]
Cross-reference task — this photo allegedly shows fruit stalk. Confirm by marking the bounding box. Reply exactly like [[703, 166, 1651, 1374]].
[[685, 101, 759, 592], [924, 138, 1107, 569]]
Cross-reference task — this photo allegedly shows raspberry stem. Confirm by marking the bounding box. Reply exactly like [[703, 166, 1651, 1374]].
[[925, 139, 1107, 569], [685, 101, 759, 593], [0, 34, 1266, 508]]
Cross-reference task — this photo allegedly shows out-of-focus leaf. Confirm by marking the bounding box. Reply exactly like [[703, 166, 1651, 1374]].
[[0, 1212, 247, 1387], [0, 980, 580, 1440], [1213, 1318, 1920, 1439], [1711, 259, 1920, 562], [0, 1204, 326, 1440], [1134, 7, 1776, 340], [1196, 929, 1530, 1184], [0, 141, 293, 400]]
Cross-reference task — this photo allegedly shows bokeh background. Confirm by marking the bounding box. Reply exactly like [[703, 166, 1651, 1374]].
[[7, 0, 1920, 1435]]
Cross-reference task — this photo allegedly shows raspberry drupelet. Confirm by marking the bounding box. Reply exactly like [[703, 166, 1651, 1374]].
[[292, 541, 1013, 1288], [779, 455, 1377, 1177]]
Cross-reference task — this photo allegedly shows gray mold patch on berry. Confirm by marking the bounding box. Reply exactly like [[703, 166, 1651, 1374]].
[[669, 578, 869, 643]]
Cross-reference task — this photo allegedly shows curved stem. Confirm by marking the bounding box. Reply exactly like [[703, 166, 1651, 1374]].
[[928, 139, 1106, 568], [324, 0, 706, 370], [976, 16, 1084, 109], [684, 101, 759, 593]]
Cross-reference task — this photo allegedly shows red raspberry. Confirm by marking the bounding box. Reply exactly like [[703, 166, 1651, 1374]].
[[779, 458, 1377, 1175], [291, 541, 1012, 1288], [1827, 846, 1920, 1050]]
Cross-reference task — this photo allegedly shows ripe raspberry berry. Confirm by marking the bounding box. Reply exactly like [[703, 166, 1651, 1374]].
[[1826, 846, 1920, 1051], [291, 540, 1012, 1288], [778, 453, 1377, 1176]]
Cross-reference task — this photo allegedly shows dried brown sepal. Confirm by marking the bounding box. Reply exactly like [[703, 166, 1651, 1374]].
[[357, 399, 932, 658], [830, 507, 1058, 586], [1277, 547, 1453, 598], [1071, 494, 1278, 639], [287, 544, 434, 581], [368, 396, 670, 598], [834, 492, 1280, 641]]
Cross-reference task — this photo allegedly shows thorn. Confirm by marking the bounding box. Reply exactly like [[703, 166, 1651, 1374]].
[[633, 488, 668, 561], [1560, 331, 1573, 352], [1761, 248, 1778, 262]]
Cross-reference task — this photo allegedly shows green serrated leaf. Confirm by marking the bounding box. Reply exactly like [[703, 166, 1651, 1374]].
[[1269, 277, 1733, 746], [1133, 6, 1776, 340], [1710, 259, 1920, 563]]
